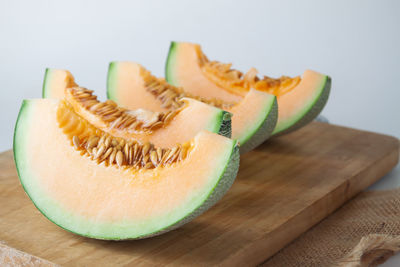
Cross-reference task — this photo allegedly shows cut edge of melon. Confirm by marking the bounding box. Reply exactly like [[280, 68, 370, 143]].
[[13, 99, 239, 240], [166, 42, 331, 137], [107, 62, 232, 139], [43, 67, 233, 146], [166, 43, 279, 152], [42, 68, 76, 99], [236, 95, 278, 153], [111, 60, 277, 152], [272, 74, 331, 136]]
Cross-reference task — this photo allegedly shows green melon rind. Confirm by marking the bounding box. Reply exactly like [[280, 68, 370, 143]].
[[13, 100, 72, 239], [13, 100, 239, 240], [165, 42, 278, 153], [272, 76, 331, 136], [41, 68, 51, 98], [107, 61, 232, 139], [217, 111, 232, 138], [165, 42, 179, 86], [190, 108, 232, 139], [239, 97, 278, 154], [106, 62, 118, 102]]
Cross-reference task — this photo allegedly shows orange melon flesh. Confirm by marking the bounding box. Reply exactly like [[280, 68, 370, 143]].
[[108, 62, 168, 113], [166, 42, 331, 135], [43, 69, 231, 148], [273, 70, 329, 134], [229, 89, 275, 146], [42, 69, 77, 99], [14, 99, 239, 239], [166, 43, 244, 103], [108, 62, 277, 153]]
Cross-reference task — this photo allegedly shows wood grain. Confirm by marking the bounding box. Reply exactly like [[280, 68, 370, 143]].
[[0, 122, 398, 266]]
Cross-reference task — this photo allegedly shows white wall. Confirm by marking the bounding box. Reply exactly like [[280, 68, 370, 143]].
[[1, 0, 399, 151]]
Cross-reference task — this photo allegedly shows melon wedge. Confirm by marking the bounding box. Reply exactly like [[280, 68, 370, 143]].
[[107, 62, 277, 153], [13, 98, 239, 240], [165, 42, 331, 136], [42, 68, 232, 147], [42, 68, 77, 99]]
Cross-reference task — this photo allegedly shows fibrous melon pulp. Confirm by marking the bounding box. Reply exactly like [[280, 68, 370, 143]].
[[165, 42, 331, 135], [14, 87, 239, 240], [107, 62, 277, 153]]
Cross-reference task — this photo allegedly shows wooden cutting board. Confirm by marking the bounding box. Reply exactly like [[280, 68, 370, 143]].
[[0, 122, 398, 266]]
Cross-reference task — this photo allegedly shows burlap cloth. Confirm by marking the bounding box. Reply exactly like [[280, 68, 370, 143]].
[[262, 188, 400, 267]]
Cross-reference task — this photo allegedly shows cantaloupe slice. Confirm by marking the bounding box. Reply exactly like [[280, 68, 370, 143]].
[[14, 97, 239, 240], [165, 42, 331, 136], [42, 68, 77, 99], [107, 62, 277, 153], [42, 68, 231, 147]]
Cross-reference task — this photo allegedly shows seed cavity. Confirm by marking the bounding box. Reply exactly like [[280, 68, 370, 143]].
[[199, 53, 301, 96], [142, 69, 235, 110], [57, 100, 192, 170], [65, 86, 183, 135]]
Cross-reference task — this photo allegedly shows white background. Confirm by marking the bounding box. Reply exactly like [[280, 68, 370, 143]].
[[0, 0, 399, 265]]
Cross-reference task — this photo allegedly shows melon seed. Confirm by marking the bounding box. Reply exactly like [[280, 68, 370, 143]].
[[90, 102, 103, 111], [128, 146, 133, 165], [163, 147, 177, 163], [167, 146, 181, 164], [104, 136, 111, 148], [179, 145, 188, 161], [95, 144, 106, 159], [111, 139, 118, 147], [156, 147, 163, 162], [109, 148, 117, 165], [142, 142, 151, 157], [163, 112, 175, 123], [150, 151, 158, 166], [87, 136, 99, 149], [116, 151, 124, 167], [72, 136, 80, 148], [142, 154, 150, 165], [150, 121, 163, 129], [98, 135, 106, 147], [105, 99, 117, 107], [123, 143, 129, 158], [133, 143, 139, 159], [144, 162, 154, 169], [101, 147, 113, 161]]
